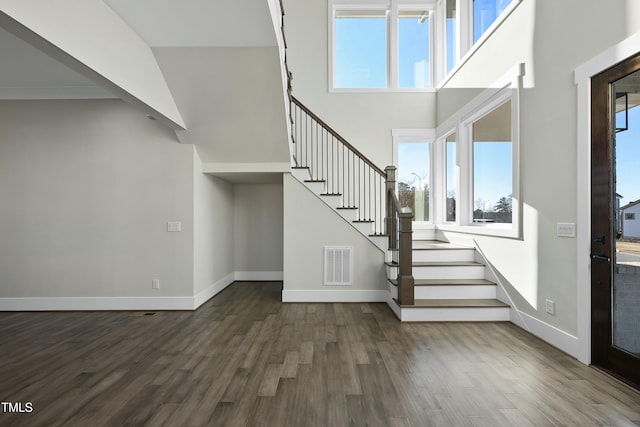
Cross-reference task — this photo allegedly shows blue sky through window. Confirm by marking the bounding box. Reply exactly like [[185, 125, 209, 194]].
[[398, 14, 430, 88], [335, 14, 387, 88]]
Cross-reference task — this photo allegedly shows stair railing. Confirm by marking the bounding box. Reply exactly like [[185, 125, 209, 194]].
[[277, 0, 414, 304], [290, 96, 386, 235], [386, 166, 415, 305]]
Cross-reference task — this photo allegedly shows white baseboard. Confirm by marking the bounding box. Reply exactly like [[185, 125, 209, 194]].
[[234, 271, 284, 281], [282, 289, 388, 303], [193, 272, 235, 309], [510, 308, 579, 359], [0, 296, 195, 311], [0, 271, 279, 312]]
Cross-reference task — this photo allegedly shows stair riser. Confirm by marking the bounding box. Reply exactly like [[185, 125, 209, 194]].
[[413, 229, 437, 240], [303, 181, 325, 195], [412, 249, 476, 263], [386, 265, 486, 280], [291, 168, 311, 182], [352, 221, 374, 235], [413, 265, 486, 280], [397, 306, 510, 322], [414, 285, 496, 299]]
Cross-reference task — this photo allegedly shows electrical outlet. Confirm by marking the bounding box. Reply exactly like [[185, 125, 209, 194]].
[[545, 299, 555, 315], [167, 221, 182, 232], [152, 279, 160, 289]]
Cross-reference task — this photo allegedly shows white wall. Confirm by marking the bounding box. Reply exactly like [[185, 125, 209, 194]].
[[0, 99, 194, 301], [283, 0, 436, 169], [0, 0, 185, 129], [283, 174, 386, 301], [193, 151, 236, 297], [437, 0, 640, 336], [234, 182, 284, 276], [153, 47, 290, 164]]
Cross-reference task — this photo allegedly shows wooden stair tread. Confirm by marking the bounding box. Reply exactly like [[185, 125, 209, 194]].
[[388, 278, 495, 286], [395, 298, 509, 308]]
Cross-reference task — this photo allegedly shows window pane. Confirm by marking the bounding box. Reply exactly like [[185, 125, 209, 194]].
[[335, 10, 387, 88], [473, 0, 512, 43], [398, 11, 430, 89], [446, 0, 457, 73], [446, 133, 457, 222], [398, 142, 430, 221], [472, 101, 512, 223]]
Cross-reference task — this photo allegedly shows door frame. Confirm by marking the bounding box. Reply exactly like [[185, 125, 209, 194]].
[[591, 54, 640, 388], [575, 31, 640, 366]]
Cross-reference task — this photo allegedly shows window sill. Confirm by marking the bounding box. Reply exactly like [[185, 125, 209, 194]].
[[329, 87, 437, 94]]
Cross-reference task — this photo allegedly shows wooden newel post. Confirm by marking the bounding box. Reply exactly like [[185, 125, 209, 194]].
[[398, 210, 414, 305], [385, 166, 396, 248]]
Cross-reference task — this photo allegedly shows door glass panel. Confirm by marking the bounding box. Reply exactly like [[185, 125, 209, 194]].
[[398, 142, 430, 221], [613, 70, 640, 356]]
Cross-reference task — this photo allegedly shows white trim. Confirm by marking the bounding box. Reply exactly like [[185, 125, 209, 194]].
[[234, 271, 284, 281], [194, 272, 236, 309], [0, 296, 195, 311], [573, 30, 640, 365], [282, 289, 388, 302], [0, 85, 118, 100], [201, 163, 290, 173], [510, 308, 580, 359], [0, 271, 282, 312]]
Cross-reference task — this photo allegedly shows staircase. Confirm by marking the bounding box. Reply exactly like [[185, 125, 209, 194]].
[[274, 0, 509, 322], [386, 233, 510, 322]]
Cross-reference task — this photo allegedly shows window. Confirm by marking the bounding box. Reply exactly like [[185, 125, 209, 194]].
[[445, 133, 457, 222], [626, 213, 636, 220], [398, 10, 431, 88], [331, 1, 433, 90], [398, 142, 431, 221], [473, 0, 514, 43], [331, 0, 520, 89], [445, 0, 457, 73], [334, 10, 388, 88], [472, 100, 512, 224], [435, 64, 521, 236]]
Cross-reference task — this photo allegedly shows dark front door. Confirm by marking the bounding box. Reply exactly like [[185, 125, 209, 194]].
[[591, 52, 640, 389]]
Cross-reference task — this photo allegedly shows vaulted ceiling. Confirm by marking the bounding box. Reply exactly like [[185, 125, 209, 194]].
[[0, 0, 276, 100]]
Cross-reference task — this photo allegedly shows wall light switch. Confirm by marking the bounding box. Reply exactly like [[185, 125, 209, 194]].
[[167, 221, 182, 232], [152, 279, 160, 289], [557, 223, 576, 238]]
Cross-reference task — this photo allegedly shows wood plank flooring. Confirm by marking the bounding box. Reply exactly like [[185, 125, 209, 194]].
[[0, 281, 639, 426]]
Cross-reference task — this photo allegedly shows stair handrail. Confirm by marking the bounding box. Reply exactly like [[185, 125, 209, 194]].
[[279, 2, 414, 302], [386, 166, 414, 305], [290, 96, 385, 176]]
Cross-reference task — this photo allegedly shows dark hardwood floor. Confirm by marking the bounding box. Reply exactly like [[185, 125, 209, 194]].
[[0, 282, 639, 426]]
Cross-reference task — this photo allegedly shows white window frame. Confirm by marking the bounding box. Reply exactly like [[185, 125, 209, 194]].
[[392, 128, 436, 224], [433, 127, 459, 225], [436, 63, 522, 238], [330, 0, 438, 92]]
